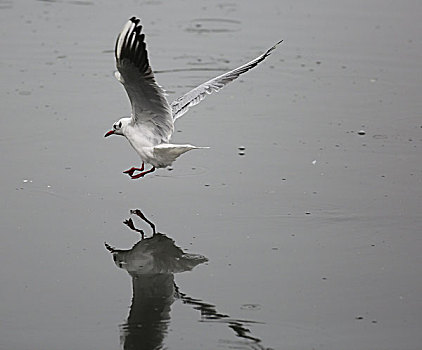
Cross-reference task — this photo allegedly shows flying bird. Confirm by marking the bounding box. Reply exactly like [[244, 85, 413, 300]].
[[105, 17, 282, 179]]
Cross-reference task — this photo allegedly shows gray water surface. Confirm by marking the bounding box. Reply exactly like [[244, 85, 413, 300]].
[[1, 1, 421, 349]]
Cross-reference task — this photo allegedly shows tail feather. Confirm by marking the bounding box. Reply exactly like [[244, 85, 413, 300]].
[[152, 144, 209, 168]]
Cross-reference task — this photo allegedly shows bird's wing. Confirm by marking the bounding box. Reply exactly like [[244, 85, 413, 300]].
[[170, 40, 283, 121], [115, 17, 173, 142]]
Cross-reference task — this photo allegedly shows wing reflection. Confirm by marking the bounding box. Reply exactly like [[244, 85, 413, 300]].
[[105, 209, 270, 350]]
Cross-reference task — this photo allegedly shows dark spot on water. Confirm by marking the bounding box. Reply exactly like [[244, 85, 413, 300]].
[[358, 130, 366, 136], [355, 316, 364, 320], [68, 0, 94, 5], [186, 18, 241, 33], [240, 304, 261, 310]]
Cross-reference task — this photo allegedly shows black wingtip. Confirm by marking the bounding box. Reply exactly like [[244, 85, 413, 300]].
[[271, 39, 283, 50], [130, 16, 140, 24], [116, 16, 150, 72], [264, 39, 283, 57]]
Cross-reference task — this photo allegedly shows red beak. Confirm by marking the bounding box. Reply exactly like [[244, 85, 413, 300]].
[[104, 130, 115, 137]]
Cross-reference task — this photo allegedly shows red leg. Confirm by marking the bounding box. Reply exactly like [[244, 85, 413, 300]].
[[123, 162, 144, 176], [130, 166, 156, 179]]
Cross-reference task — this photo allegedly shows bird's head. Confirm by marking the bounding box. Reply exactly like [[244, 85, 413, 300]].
[[104, 117, 130, 137]]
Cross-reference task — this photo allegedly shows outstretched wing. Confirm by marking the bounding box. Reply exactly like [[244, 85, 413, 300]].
[[170, 40, 283, 121], [115, 17, 173, 142]]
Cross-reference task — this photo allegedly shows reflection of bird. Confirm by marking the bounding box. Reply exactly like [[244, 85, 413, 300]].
[[106, 209, 271, 350], [105, 209, 207, 350], [106, 209, 207, 274], [107, 233, 207, 350], [105, 209, 271, 350], [105, 17, 282, 179], [106, 232, 208, 275]]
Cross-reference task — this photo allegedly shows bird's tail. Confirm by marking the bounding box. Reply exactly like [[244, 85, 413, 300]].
[[152, 144, 209, 167]]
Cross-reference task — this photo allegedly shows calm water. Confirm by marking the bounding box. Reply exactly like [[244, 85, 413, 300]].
[[1, 1, 421, 349]]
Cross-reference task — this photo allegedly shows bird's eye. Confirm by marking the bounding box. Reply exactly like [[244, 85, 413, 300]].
[[119, 121, 122, 128]]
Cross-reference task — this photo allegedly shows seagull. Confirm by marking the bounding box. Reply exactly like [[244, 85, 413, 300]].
[[105, 17, 282, 179]]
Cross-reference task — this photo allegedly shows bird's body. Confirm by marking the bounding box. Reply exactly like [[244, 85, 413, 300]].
[[118, 116, 202, 168], [105, 16, 282, 179]]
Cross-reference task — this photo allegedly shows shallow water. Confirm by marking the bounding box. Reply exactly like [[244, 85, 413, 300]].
[[1, 1, 421, 349]]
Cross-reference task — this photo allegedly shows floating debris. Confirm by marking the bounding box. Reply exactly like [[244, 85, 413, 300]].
[[358, 130, 366, 136]]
